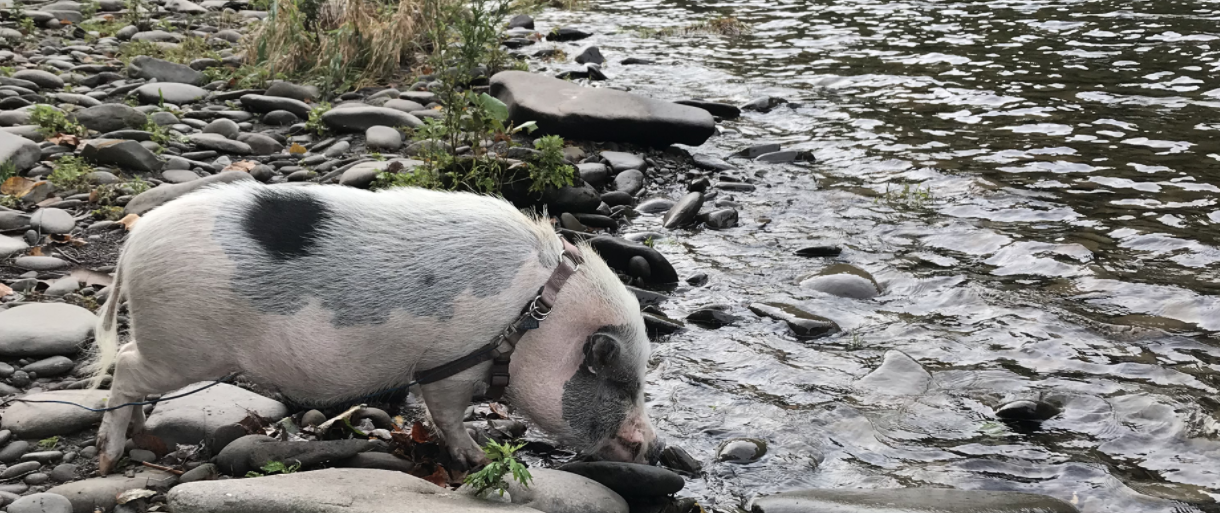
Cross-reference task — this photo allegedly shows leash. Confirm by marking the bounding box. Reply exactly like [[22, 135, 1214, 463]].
[[1, 238, 585, 412]]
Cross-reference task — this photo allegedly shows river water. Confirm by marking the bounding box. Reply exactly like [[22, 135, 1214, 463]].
[[529, 1, 1220, 512]]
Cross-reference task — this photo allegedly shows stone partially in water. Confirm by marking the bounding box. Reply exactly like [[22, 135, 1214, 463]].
[[748, 303, 841, 340], [995, 400, 1061, 422], [587, 236, 679, 285], [686, 307, 739, 328], [660, 445, 702, 474], [716, 438, 766, 463], [798, 264, 881, 299], [749, 488, 1080, 513], [491, 71, 714, 147], [557, 461, 684, 498], [662, 192, 703, 229], [642, 311, 685, 338], [795, 245, 842, 258], [855, 350, 931, 396]]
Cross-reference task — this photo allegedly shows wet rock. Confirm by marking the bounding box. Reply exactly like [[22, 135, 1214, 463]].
[[13, 256, 68, 271], [71, 104, 146, 133], [675, 100, 741, 120], [178, 463, 218, 483], [133, 83, 208, 104], [686, 272, 708, 287], [799, 263, 880, 299], [13, 70, 63, 90], [6, 493, 73, 513], [577, 163, 609, 188], [145, 382, 288, 450], [491, 71, 714, 147], [215, 435, 380, 476], [601, 151, 644, 172], [365, 125, 402, 150], [1, 461, 41, 479], [558, 462, 683, 498], [732, 143, 783, 159], [717, 438, 766, 463], [21, 356, 74, 377], [547, 27, 592, 41], [627, 255, 651, 279], [46, 469, 177, 513], [0, 390, 107, 438], [659, 445, 702, 474], [795, 245, 842, 258], [714, 181, 755, 192], [0, 303, 97, 356], [636, 198, 675, 214], [80, 139, 161, 173], [264, 81, 318, 102], [0, 441, 30, 463], [189, 133, 251, 154], [239, 94, 312, 119], [202, 118, 240, 139], [995, 400, 1061, 422], [321, 106, 423, 132], [574, 46, 606, 65], [600, 191, 633, 207], [662, 192, 703, 229], [466, 468, 627, 513], [383, 99, 425, 113], [748, 489, 1080, 513], [756, 149, 814, 163], [749, 303, 841, 340], [335, 452, 415, 473], [704, 208, 738, 229], [301, 410, 326, 427], [30, 208, 74, 234], [169, 468, 538, 513], [690, 153, 735, 171], [125, 171, 254, 216], [741, 96, 788, 113], [588, 235, 679, 285], [614, 169, 644, 195], [48, 464, 76, 483], [642, 311, 685, 337], [686, 307, 739, 328], [508, 13, 534, 29], [856, 350, 931, 395], [0, 130, 42, 173], [128, 56, 204, 85], [544, 183, 602, 214]]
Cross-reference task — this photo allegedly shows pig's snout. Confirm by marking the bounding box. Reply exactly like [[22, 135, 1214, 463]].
[[594, 414, 662, 464], [644, 437, 665, 465]]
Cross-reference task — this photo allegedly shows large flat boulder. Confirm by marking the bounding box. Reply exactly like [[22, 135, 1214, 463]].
[[490, 71, 714, 147], [168, 468, 543, 513], [47, 469, 177, 513], [145, 383, 288, 450]]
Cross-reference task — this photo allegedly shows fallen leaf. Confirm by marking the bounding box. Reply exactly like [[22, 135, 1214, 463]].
[[489, 403, 509, 419], [223, 160, 258, 173], [132, 432, 169, 458], [35, 196, 63, 208], [288, 143, 307, 155], [117, 214, 139, 230], [420, 464, 450, 487], [1, 176, 40, 197], [28, 247, 44, 256], [238, 413, 272, 435], [410, 421, 433, 444], [0, 283, 12, 297], [48, 134, 80, 147], [115, 488, 156, 505], [49, 234, 87, 247], [70, 268, 113, 287]]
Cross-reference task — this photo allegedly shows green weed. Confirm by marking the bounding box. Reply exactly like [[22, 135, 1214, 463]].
[[38, 436, 59, 449], [874, 182, 934, 211], [0, 161, 16, 182], [305, 102, 330, 135], [30, 105, 85, 137], [48, 156, 94, 191], [463, 439, 532, 496], [528, 135, 574, 193], [91, 206, 124, 221], [244, 460, 301, 478]]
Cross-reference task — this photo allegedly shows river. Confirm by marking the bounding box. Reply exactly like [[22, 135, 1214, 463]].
[[530, 1, 1220, 511]]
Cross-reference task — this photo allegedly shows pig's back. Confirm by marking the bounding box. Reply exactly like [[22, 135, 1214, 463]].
[[119, 183, 560, 400]]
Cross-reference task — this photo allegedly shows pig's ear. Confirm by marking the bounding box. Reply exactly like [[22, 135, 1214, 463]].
[[583, 332, 620, 374]]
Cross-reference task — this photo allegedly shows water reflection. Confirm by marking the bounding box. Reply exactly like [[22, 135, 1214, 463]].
[[527, 0, 1219, 510]]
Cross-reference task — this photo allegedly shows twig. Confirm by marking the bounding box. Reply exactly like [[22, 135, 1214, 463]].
[[140, 461, 184, 475], [317, 404, 364, 432]]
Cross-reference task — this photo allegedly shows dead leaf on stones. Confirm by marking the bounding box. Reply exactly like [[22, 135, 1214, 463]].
[[117, 214, 139, 230], [489, 403, 509, 419], [35, 196, 63, 208], [71, 268, 113, 287], [419, 464, 450, 487], [289, 143, 307, 155], [28, 246, 44, 256], [410, 421, 433, 443], [0, 283, 12, 297], [132, 432, 169, 458], [1, 176, 40, 197], [115, 488, 156, 505], [47, 134, 80, 147], [238, 412, 273, 435], [223, 160, 258, 173]]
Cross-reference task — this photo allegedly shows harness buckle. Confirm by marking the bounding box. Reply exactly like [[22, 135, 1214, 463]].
[[528, 295, 551, 321]]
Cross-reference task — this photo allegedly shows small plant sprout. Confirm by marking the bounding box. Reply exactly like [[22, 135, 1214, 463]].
[[529, 135, 574, 193], [464, 439, 532, 496], [306, 103, 331, 135], [38, 436, 60, 449], [244, 460, 301, 478]]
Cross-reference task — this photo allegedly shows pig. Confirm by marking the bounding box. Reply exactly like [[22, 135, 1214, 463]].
[[88, 181, 660, 475]]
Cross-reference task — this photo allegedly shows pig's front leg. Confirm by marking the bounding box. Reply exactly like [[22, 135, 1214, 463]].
[[419, 369, 492, 471]]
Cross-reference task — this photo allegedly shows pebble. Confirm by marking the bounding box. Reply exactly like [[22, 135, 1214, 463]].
[[704, 208, 738, 229], [301, 410, 326, 427], [795, 245, 843, 257], [365, 126, 402, 150], [600, 151, 644, 172], [0, 440, 30, 463], [799, 263, 881, 299], [321, 106, 423, 132], [662, 192, 703, 229], [21, 356, 74, 377], [12, 256, 68, 272], [0, 390, 107, 438], [179, 462, 218, 483], [614, 169, 644, 195], [23, 472, 49, 485], [686, 307, 739, 328], [749, 302, 841, 340], [202, 118, 240, 139], [19, 451, 63, 464], [48, 464, 76, 482], [995, 400, 1062, 422], [128, 449, 157, 463], [717, 438, 766, 463], [1, 461, 42, 479]]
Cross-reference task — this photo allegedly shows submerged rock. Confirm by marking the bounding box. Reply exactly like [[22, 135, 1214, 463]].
[[995, 400, 1061, 422], [588, 236, 679, 285], [686, 307, 739, 328], [798, 264, 881, 299], [856, 350, 931, 396], [717, 438, 766, 463], [491, 71, 715, 147], [748, 303, 840, 340], [662, 192, 703, 229], [749, 488, 1079, 513]]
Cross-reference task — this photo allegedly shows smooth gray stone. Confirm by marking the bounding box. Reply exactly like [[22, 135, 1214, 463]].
[[6, 492, 73, 513], [799, 263, 881, 299], [264, 81, 318, 102], [128, 55, 204, 85], [12, 256, 68, 271], [188, 133, 251, 154], [749, 489, 1079, 513], [47, 469, 177, 513], [13, 70, 63, 90], [239, 94, 311, 119], [365, 126, 401, 150], [145, 383, 287, 450], [124, 171, 254, 216], [600, 151, 644, 172], [132, 83, 208, 105], [320, 106, 423, 133], [0, 390, 107, 438], [662, 192, 703, 229], [464, 468, 626, 513], [0, 235, 30, 258], [29, 208, 74, 234], [0, 130, 41, 172], [80, 139, 160, 173]]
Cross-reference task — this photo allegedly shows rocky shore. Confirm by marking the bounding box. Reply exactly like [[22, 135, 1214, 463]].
[[0, 0, 1086, 512]]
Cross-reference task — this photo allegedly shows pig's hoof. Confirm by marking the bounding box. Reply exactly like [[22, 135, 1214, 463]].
[[450, 447, 492, 472]]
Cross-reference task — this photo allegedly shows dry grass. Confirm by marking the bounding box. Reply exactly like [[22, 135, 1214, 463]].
[[642, 16, 750, 38], [244, 0, 440, 91]]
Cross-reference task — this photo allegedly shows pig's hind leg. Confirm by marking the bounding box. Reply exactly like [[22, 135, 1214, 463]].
[[420, 366, 493, 471], [97, 342, 216, 475]]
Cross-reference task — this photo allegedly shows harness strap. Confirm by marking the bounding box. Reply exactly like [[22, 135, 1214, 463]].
[[414, 237, 584, 402]]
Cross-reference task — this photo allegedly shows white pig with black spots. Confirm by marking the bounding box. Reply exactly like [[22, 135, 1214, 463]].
[[87, 182, 660, 475]]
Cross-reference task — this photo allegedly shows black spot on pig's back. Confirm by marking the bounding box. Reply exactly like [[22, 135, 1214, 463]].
[[243, 189, 330, 259]]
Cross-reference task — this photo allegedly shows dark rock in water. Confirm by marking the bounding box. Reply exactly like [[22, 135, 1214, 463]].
[[717, 438, 766, 463], [507, 13, 534, 29], [799, 263, 881, 299], [621, 57, 655, 65], [749, 302, 841, 340], [642, 311, 685, 338], [715, 182, 756, 192], [995, 400, 1061, 422], [704, 208, 738, 229], [686, 272, 708, 287], [502, 37, 534, 49], [558, 462, 684, 498], [675, 100, 741, 120], [543, 183, 601, 214], [559, 212, 587, 232], [660, 445, 702, 474], [795, 245, 842, 258], [128, 55, 204, 85], [756, 149, 815, 163], [215, 435, 380, 476], [662, 192, 703, 229], [741, 96, 789, 113], [691, 154, 735, 171], [547, 27, 593, 42], [588, 236, 678, 285], [686, 308, 739, 328], [600, 191, 633, 207], [573, 213, 617, 229], [749, 489, 1080, 513], [72, 104, 146, 133], [626, 285, 669, 308], [491, 71, 715, 147], [614, 169, 644, 195], [637, 198, 675, 214], [688, 177, 711, 192], [80, 139, 161, 173], [627, 256, 651, 280], [574, 46, 606, 65]]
